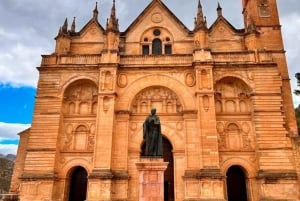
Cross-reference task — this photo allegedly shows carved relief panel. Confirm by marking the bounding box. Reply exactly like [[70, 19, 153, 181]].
[[61, 123, 95, 151], [62, 80, 98, 115], [131, 86, 182, 114], [100, 70, 115, 91], [197, 68, 212, 90], [217, 121, 253, 151], [60, 79, 98, 152], [215, 77, 252, 113]]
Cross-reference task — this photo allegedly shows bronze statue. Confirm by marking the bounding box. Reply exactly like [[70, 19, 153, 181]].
[[143, 108, 163, 157]]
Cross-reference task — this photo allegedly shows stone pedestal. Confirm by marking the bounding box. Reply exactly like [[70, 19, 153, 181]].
[[136, 158, 168, 201]]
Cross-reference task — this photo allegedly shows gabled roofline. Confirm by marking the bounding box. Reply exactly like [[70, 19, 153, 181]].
[[18, 127, 31, 136], [208, 15, 245, 34], [78, 18, 105, 36], [124, 0, 191, 34]]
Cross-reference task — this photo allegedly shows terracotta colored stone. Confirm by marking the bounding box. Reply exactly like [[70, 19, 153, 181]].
[[7, 1, 300, 201]]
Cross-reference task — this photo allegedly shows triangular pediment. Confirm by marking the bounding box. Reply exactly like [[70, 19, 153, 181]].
[[209, 17, 244, 40], [73, 19, 105, 43], [124, 0, 191, 42]]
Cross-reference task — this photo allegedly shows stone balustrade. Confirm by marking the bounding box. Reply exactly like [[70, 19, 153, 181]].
[[41, 51, 273, 66]]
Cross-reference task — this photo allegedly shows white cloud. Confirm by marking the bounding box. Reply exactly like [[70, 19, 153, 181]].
[[0, 122, 29, 155], [0, 43, 41, 87], [0, 122, 30, 140], [280, 12, 300, 108], [0, 144, 18, 155]]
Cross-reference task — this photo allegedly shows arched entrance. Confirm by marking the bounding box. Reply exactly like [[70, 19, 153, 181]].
[[226, 165, 248, 201], [163, 137, 174, 201], [68, 166, 88, 201], [141, 137, 174, 201]]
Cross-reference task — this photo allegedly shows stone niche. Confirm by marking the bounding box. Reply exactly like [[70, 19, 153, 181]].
[[131, 86, 182, 114]]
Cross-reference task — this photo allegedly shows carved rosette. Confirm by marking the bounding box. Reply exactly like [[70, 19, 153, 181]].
[[151, 12, 163, 23]]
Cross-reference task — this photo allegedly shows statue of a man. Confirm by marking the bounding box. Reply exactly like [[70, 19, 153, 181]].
[[143, 108, 163, 157]]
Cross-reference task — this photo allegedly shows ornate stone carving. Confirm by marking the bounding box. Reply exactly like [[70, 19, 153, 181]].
[[103, 96, 111, 112], [131, 86, 182, 113], [202, 95, 210, 111], [117, 73, 128, 88], [63, 80, 98, 115], [198, 69, 211, 90], [185, 72, 196, 87], [215, 77, 252, 113], [101, 71, 114, 91], [217, 121, 253, 151], [151, 12, 163, 23], [61, 123, 95, 151]]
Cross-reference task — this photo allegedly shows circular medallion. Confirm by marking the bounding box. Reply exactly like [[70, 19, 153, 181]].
[[117, 73, 128, 88], [185, 72, 196, 87], [151, 13, 163, 23]]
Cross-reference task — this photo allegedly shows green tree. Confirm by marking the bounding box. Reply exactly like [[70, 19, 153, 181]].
[[295, 73, 300, 95]]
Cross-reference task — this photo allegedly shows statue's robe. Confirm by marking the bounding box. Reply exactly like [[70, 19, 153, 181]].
[[143, 114, 163, 157]]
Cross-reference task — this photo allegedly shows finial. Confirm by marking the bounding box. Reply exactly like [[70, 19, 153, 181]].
[[106, 0, 119, 33], [217, 2, 222, 17], [194, 0, 207, 31], [62, 18, 68, 34], [247, 16, 257, 33], [199, 0, 202, 8], [71, 17, 76, 33], [57, 26, 62, 36], [93, 1, 99, 20]]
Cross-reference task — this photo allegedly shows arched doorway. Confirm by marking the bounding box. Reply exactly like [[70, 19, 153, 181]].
[[226, 165, 248, 201], [68, 166, 88, 201], [141, 137, 174, 201], [163, 137, 174, 201]]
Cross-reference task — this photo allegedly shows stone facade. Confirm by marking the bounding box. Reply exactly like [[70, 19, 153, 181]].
[[9, 0, 300, 201]]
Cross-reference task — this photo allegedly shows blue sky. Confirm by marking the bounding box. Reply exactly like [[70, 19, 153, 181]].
[[0, 0, 299, 155]]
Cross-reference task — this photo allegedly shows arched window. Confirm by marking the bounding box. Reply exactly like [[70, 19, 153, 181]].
[[152, 39, 162, 55]]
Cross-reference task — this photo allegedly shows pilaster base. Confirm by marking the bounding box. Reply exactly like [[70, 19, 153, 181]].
[[136, 158, 168, 201]]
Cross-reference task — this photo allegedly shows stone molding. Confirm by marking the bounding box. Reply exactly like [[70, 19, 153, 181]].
[[20, 173, 58, 181], [183, 168, 223, 179], [257, 170, 298, 180], [88, 169, 130, 180]]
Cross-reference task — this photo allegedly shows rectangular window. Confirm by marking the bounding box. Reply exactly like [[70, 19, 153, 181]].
[[165, 45, 172, 55], [142, 45, 149, 55]]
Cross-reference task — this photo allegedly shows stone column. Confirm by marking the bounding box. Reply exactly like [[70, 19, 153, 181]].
[[136, 158, 168, 201]]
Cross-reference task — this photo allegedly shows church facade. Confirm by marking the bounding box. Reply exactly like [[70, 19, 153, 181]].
[[9, 0, 300, 200]]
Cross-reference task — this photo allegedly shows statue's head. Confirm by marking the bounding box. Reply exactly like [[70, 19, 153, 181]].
[[151, 108, 156, 115]]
